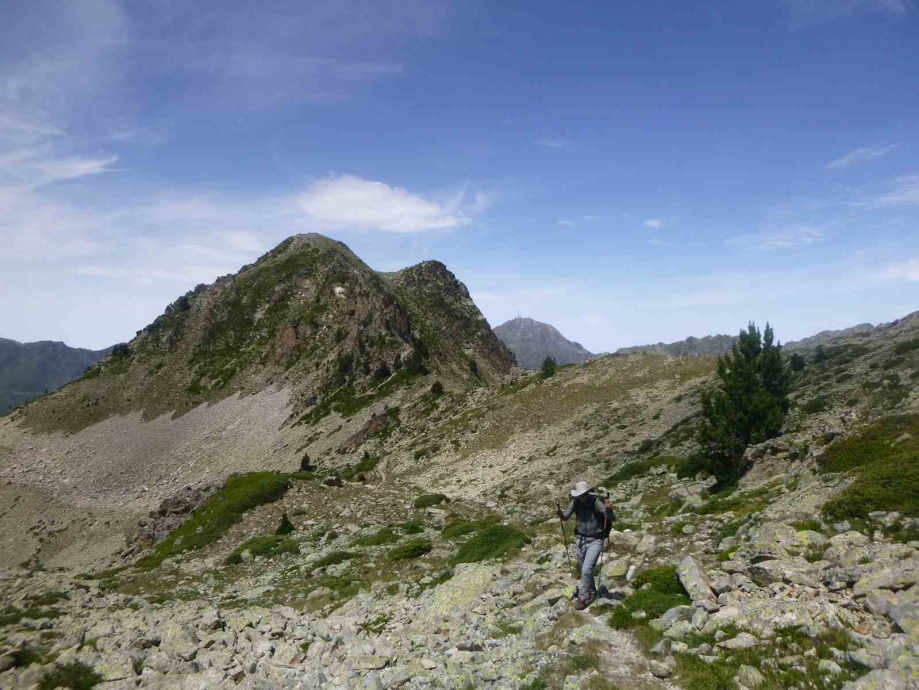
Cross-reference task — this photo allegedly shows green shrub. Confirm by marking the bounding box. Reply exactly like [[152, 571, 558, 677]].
[[414, 493, 449, 509], [894, 338, 919, 356], [452, 525, 531, 563], [39, 662, 103, 690], [276, 513, 295, 535], [631, 565, 685, 595], [717, 546, 741, 562], [224, 535, 299, 565], [387, 539, 433, 561], [820, 415, 919, 520], [314, 551, 359, 568], [401, 520, 424, 534], [609, 588, 691, 629], [801, 396, 828, 414], [541, 356, 557, 378], [883, 357, 906, 370], [136, 472, 308, 569], [353, 527, 401, 547], [606, 456, 685, 484], [442, 515, 498, 539], [791, 519, 823, 532], [0, 605, 63, 626]]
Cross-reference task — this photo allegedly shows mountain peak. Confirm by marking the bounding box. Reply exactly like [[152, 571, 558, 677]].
[[493, 316, 593, 369]]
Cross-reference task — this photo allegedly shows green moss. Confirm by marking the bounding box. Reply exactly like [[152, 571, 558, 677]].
[[223, 535, 300, 565], [717, 545, 741, 562], [135, 472, 310, 570], [387, 539, 433, 561], [414, 493, 449, 509], [452, 525, 531, 563]]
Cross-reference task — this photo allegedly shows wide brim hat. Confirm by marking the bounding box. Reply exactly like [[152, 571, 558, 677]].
[[570, 481, 591, 498]]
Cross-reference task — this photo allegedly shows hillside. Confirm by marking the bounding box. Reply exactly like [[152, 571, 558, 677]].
[[0, 338, 110, 414], [494, 317, 594, 369], [1, 254, 919, 688], [615, 334, 736, 357]]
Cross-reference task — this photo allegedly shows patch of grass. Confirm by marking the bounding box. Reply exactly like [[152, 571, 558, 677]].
[[883, 356, 906, 370], [25, 591, 69, 607], [224, 535, 299, 565], [0, 606, 63, 626], [670, 521, 689, 536], [135, 471, 311, 569], [791, 519, 823, 532], [818, 414, 917, 473], [387, 539, 433, 561], [491, 619, 524, 638], [314, 551, 359, 568], [609, 565, 690, 634], [358, 614, 390, 634], [413, 493, 449, 509], [401, 519, 424, 535], [452, 525, 532, 564], [352, 527, 401, 547], [39, 662, 103, 690], [694, 485, 774, 517], [441, 515, 499, 539], [342, 451, 379, 480], [717, 545, 741, 562], [605, 455, 686, 484]]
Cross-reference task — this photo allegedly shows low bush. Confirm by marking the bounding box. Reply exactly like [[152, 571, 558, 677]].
[[452, 525, 531, 563], [401, 519, 424, 534], [894, 338, 919, 356], [717, 545, 741, 562], [883, 357, 906, 370], [414, 493, 449, 509], [820, 415, 919, 520], [313, 551, 359, 568], [387, 539, 433, 561], [441, 515, 498, 539], [353, 527, 401, 547], [605, 456, 685, 484], [276, 513, 295, 535], [224, 535, 299, 565], [801, 396, 828, 414]]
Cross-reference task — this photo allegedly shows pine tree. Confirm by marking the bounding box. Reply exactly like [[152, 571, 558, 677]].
[[541, 356, 557, 378], [697, 323, 789, 484]]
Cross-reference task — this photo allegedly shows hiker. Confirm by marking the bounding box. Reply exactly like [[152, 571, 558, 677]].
[[558, 481, 615, 610]]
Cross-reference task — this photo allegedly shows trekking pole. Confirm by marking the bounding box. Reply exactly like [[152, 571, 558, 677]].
[[598, 499, 607, 594], [556, 500, 574, 579]]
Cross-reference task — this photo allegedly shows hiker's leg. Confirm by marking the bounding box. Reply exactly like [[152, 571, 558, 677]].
[[575, 538, 590, 599], [581, 538, 601, 597]]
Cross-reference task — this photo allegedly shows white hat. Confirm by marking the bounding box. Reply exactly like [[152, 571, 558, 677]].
[[570, 481, 591, 498]]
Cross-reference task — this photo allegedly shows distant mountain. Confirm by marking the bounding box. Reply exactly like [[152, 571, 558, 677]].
[[615, 334, 736, 357], [493, 317, 594, 369], [0, 338, 111, 414], [783, 323, 876, 351]]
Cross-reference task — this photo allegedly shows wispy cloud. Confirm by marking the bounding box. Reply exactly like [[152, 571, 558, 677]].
[[535, 136, 575, 151], [781, 0, 911, 27], [649, 238, 665, 247], [880, 258, 919, 282], [856, 175, 919, 208], [298, 175, 473, 233], [727, 225, 828, 249], [643, 219, 664, 229], [584, 215, 600, 221], [557, 219, 575, 227], [827, 144, 898, 170]]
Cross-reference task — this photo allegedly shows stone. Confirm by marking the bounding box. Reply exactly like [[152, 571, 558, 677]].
[[352, 655, 390, 670], [659, 605, 694, 631], [840, 669, 907, 690], [717, 632, 758, 650], [853, 559, 919, 597], [663, 621, 694, 639], [649, 660, 671, 678], [819, 659, 843, 675], [650, 638, 671, 656], [677, 555, 716, 604], [865, 589, 899, 617], [889, 602, 919, 635], [736, 664, 765, 688]]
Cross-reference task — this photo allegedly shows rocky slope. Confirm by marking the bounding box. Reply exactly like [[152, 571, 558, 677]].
[[494, 317, 594, 369], [615, 334, 736, 358], [1, 259, 919, 688], [0, 338, 110, 414]]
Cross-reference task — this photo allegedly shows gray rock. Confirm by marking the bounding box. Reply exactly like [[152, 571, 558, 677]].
[[659, 605, 694, 631], [736, 664, 765, 688], [865, 589, 899, 617], [889, 602, 919, 635], [841, 669, 907, 690], [717, 632, 758, 650], [677, 555, 716, 604], [649, 660, 671, 678]]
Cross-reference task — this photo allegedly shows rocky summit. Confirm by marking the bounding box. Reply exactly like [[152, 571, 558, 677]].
[[494, 317, 594, 370], [1, 241, 919, 689]]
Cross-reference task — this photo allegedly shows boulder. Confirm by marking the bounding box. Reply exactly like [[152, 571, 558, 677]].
[[677, 555, 716, 604]]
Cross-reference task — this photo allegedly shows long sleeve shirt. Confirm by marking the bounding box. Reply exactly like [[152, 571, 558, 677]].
[[560, 494, 615, 538]]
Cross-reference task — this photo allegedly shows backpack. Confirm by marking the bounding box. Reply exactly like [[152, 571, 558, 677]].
[[597, 495, 615, 539]]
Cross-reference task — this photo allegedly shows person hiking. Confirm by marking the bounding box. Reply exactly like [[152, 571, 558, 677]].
[[557, 481, 615, 610]]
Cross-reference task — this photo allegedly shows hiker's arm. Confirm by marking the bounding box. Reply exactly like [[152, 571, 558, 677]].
[[558, 499, 575, 521]]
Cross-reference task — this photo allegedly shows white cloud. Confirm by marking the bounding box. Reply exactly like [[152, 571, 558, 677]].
[[643, 219, 663, 229], [727, 225, 828, 249], [535, 136, 574, 150], [298, 175, 472, 233], [782, 0, 911, 26], [827, 144, 898, 170], [857, 175, 919, 208], [557, 219, 575, 227], [880, 258, 919, 282]]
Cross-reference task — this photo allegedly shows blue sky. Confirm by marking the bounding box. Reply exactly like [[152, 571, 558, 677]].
[[1, 0, 917, 352]]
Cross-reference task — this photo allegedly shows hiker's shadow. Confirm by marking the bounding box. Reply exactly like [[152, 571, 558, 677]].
[[597, 585, 626, 600]]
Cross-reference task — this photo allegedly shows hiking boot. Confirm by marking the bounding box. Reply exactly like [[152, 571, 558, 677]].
[[584, 590, 598, 607], [573, 597, 589, 611]]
